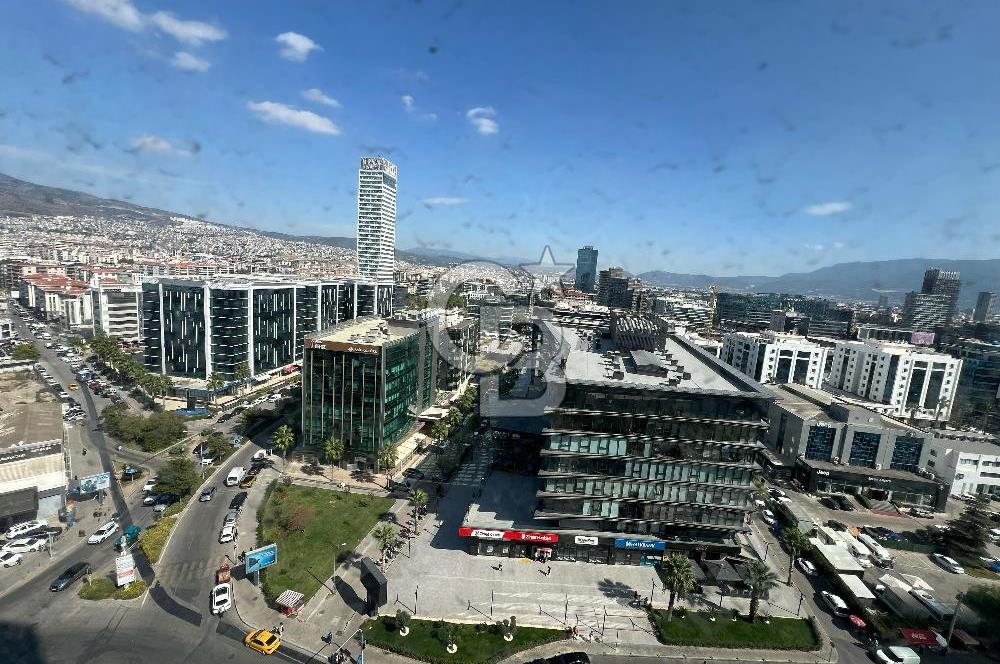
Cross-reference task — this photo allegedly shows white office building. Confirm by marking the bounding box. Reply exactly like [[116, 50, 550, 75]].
[[720, 331, 829, 389], [920, 429, 1000, 498], [91, 279, 142, 343], [825, 341, 962, 424], [356, 157, 397, 284]]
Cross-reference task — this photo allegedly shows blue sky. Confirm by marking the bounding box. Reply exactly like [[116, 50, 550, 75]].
[[2, 1, 1000, 275]]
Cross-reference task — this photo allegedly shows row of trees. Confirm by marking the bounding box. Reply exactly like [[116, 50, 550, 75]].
[[89, 332, 174, 405], [371, 489, 430, 562], [658, 552, 780, 623], [101, 404, 188, 453]]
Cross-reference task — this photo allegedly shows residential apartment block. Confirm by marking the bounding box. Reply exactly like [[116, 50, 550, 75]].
[[720, 331, 829, 390]]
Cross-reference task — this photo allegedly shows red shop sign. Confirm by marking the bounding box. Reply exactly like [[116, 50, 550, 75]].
[[458, 527, 559, 543]]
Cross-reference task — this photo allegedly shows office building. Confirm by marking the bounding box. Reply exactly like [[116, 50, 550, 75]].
[[18, 274, 92, 329], [714, 293, 853, 337], [0, 318, 11, 342], [937, 336, 1000, 433], [596, 267, 624, 305], [459, 319, 774, 563], [574, 246, 598, 293], [974, 292, 996, 323], [356, 156, 397, 284], [920, 429, 1000, 498], [301, 318, 436, 466], [653, 297, 713, 329], [596, 268, 632, 309], [857, 325, 932, 345], [91, 280, 142, 343], [825, 341, 962, 424], [141, 277, 391, 380], [467, 291, 514, 339], [610, 312, 667, 351], [921, 268, 961, 324], [760, 384, 948, 510], [903, 292, 951, 332], [720, 331, 829, 389]]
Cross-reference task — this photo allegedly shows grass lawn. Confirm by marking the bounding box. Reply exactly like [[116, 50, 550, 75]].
[[258, 482, 393, 605], [650, 610, 820, 650], [966, 566, 1000, 580], [363, 616, 564, 664], [79, 577, 148, 601], [139, 515, 177, 564]]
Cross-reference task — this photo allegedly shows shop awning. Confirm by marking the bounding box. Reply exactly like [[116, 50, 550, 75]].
[[702, 559, 742, 584], [275, 589, 305, 610], [952, 629, 980, 648]]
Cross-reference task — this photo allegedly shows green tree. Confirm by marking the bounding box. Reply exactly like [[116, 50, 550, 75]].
[[372, 523, 396, 563], [944, 494, 993, 563], [322, 436, 345, 466], [207, 372, 225, 403], [409, 488, 429, 516], [782, 527, 812, 584], [12, 343, 40, 361], [429, 421, 449, 441], [378, 444, 399, 484], [271, 425, 294, 470], [659, 553, 697, 622], [745, 560, 780, 621], [751, 477, 769, 503], [234, 362, 250, 394], [446, 407, 462, 428], [156, 457, 199, 498]]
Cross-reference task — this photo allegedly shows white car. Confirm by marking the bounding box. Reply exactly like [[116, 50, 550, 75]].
[[0, 551, 23, 567], [820, 590, 849, 617], [761, 509, 777, 526], [930, 553, 965, 574], [267, 393, 281, 402], [219, 524, 238, 543], [2, 537, 47, 554], [211, 583, 233, 614], [796, 558, 817, 576], [142, 479, 157, 492], [200, 455, 215, 466], [874, 646, 921, 664], [88, 520, 119, 544]]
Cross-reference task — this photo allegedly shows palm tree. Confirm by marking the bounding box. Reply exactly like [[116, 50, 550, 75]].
[[207, 372, 225, 403], [745, 560, 780, 621], [322, 436, 345, 467], [409, 488, 429, 519], [272, 425, 294, 471], [371, 523, 396, 563], [157, 374, 174, 406], [659, 553, 697, 621], [782, 527, 812, 584], [377, 444, 399, 485], [234, 361, 250, 395]]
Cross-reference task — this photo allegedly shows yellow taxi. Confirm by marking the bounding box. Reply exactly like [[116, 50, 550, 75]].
[[68, 383, 78, 390], [244, 629, 281, 655]]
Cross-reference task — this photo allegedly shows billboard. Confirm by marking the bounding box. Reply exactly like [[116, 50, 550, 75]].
[[79, 472, 111, 494], [115, 553, 137, 587], [910, 332, 936, 346], [245, 543, 277, 574]]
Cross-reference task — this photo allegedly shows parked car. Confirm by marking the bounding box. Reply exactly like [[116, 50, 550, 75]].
[[88, 520, 119, 544], [796, 558, 817, 576], [827, 519, 850, 532], [244, 629, 281, 655], [820, 591, 850, 617], [200, 486, 217, 502], [219, 524, 238, 543], [833, 495, 855, 511], [49, 562, 90, 592], [862, 526, 902, 542], [143, 493, 161, 506], [761, 509, 777, 526], [223, 510, 239, 527], [0, 551, 23, 567], [2, 537, 47, 554], [211, 583, 233, 614], [821, 496, 841, 510], [229, 492, 248, 511], [142, 479, 157, 493], [238, 474, 256, 489], [525, 653, 592, 664], [873, 646, 921, 664], [930, 553, 965, 574], [909, 507, 934, 519]]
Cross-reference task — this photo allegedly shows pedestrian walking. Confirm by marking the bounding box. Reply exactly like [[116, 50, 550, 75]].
[[497, 562, 503, 572], [546, 565, 551, 576], [278, 622, 285, 636]]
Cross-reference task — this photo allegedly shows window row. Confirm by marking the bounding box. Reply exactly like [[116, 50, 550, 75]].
[[540, 456, 754, 485], [542, 476, 750, 506]]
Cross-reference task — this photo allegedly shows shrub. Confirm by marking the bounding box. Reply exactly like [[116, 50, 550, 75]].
[[139, 516, 177, 563]]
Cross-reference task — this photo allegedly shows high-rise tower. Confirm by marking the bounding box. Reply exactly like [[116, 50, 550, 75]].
[[356, 157, 397, 283], [574, 246, 599, 293]]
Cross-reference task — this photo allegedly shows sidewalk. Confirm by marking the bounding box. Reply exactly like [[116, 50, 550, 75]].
[[498, 638, 834, 664]]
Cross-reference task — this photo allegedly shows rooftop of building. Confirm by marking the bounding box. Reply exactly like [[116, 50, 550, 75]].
[[0, 383, 63, 450], [725, 330, 828, 346], [800, 457, 943, 485], [306, 316, 420, 348], [143, 274, 385, 288], [836, 338, 956, 358], [773, 383, 930, 433], [545, 320, 770, 396], [21, 273, 88, 295]]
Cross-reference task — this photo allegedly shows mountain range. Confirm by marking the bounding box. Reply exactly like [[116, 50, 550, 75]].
[[1, 171, 997, 306]]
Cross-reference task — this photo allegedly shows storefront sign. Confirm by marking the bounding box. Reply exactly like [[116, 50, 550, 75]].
[[816, 469, 830, 476], [866, 476, 892, 484], [458, 527, 558, 543], [115, 553, 136, 587], [574, 535, 599, 546], [614, 538, 666, 551]]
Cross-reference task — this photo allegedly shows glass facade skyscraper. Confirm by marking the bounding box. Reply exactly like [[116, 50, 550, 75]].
[[574, 246, 598, 293]]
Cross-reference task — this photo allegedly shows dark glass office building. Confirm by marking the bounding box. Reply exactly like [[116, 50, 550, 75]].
[[574, 246, 598, 293], [301, 318, 436, 466]]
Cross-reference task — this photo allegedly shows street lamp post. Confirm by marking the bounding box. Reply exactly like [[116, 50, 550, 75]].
[[944, 592, 965, 654], [796, 591, 804, 616], [415, 585, 419, 616]]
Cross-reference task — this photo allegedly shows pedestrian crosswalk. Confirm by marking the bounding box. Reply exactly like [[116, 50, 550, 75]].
[[159, 558, 219, 585]]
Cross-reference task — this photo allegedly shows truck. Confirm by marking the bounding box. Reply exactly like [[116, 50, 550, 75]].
[[775, 500, 819, 535], [225, 466, 246, 487]]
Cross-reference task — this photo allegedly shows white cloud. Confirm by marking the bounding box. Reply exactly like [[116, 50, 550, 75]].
[[130, 134, 189, 156], [804, 243, 826, 251], [803, 201, 851, 216], [149, 11, 226, 46], [832, 241, 845, 249], [466, 107, 499, 135], [67, 0, 144, 31], [171, 51, 210, 72], [402, 95, 414, 110], [302, 88, 341, 108], [275, 32, 321, 62], [401, 95, 436, 121], [421, 197, 467, 207], [247, 101, 340, 135]]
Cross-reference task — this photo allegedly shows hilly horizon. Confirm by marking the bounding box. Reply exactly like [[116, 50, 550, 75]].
[[1, 171, 997, 305]]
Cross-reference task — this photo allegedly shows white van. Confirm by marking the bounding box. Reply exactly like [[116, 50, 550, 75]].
[[4, 519, 46, 541], [858, 533, 894, 567], [225, 467, 246, 487], [874, 646, 920, 664]]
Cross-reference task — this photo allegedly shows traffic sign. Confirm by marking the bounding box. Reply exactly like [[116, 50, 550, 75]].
[[115, 552, 136, 587], [245, 543, 277, 574]]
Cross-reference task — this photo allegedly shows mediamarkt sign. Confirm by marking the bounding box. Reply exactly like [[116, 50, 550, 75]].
[[458, 527, 558, 543]]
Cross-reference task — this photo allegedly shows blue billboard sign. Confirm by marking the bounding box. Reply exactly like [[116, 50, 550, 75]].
[[614, 538, 666, 551], [245, 543, 277, 574]]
